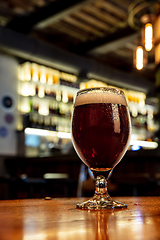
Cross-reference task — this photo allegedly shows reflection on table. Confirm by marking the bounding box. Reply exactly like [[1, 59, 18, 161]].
[[0, 197, 160, 240]]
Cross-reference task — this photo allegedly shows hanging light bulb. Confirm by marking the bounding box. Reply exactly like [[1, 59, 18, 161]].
[[136, 46, 144, 70], [144, 23, 153, 51], [154, 15, 160, 64]]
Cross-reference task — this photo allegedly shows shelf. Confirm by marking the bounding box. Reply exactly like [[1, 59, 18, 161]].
[[19, 94, 74, 106], [28, 112, 71, 121], [19, 79, 79, 95]]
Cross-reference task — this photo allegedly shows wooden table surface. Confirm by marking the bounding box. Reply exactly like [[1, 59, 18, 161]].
[[0, 197, 160, 240]]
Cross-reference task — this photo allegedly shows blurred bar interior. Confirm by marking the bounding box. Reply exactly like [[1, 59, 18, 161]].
[[0, 0, 160, 199]]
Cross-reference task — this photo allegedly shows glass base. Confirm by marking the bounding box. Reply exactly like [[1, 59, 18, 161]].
[[77, 194, 127, 210]]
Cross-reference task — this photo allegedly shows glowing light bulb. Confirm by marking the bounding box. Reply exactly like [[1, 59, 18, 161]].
[[136, 46, 143, 70], [145, 23, 153, 51]]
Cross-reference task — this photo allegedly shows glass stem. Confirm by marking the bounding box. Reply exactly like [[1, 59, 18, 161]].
[[95, 175, 109, 196]]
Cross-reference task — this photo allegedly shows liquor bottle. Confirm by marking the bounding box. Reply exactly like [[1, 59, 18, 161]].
[[44, 117, 50, 130], [49, 117, 57, 131], [38, 85, 45, 98], [32, 114, 38, 128], [45, 86, 51, 97], [31, 63, 39, 82], [55, 102, 60, 115], [33, 102, 39, 113], [35, 85, 39, 95], [37, 116, 45, 129], [29, 97, 34, 113], [68, 94, 74, 103], [39, 65, 47, 84]]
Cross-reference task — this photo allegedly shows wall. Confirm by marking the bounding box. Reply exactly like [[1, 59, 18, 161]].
[[0, 53, 19, 155]]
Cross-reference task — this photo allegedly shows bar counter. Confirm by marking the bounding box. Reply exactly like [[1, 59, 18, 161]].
[[0, 197, 160, 240]]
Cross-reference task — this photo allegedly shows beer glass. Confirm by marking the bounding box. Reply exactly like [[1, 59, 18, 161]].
[[71, 87, 131, 209]]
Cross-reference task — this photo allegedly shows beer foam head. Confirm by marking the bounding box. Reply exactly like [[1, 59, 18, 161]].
[[74, 88, 127, 107]]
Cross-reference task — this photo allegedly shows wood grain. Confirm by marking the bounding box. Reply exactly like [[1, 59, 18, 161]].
[[0, 197, 160, 240]]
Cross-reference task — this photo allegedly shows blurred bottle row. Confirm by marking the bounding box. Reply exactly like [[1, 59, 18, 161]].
[[23, 113, 70, 133], [18, 62, 78, 134], [80, 79, 158, 135], [19, 61, 77, 84], [18, 62, 158, 140]]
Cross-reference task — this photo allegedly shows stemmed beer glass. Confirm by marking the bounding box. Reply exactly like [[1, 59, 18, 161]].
[[71, 87, 131, 209]]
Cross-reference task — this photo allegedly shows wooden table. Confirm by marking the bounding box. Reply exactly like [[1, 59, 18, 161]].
[[0, 197, 160, 240]]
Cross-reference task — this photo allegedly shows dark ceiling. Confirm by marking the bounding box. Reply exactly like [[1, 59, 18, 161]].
[[0, 0, 158, 93]]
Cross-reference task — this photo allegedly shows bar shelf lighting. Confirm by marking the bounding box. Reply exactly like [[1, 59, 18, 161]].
[[130, 139, 158, 150], [25, 128, 158, 149], [25, 128, 71, 139]]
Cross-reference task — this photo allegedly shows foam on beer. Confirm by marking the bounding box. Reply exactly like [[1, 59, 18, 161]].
[[75, 91, 127, 107]]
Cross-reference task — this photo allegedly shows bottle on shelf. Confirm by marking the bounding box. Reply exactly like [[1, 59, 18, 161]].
[[31, 63, 39, 82], [33, 102, 39, 113], [62, 90, 68, 103], [37, 115, 45, 129], [55, 102, 60, 115], [35, 85, 39, 95], [39, 65, 47, 84], [56, 89, 61, 101], [32, 114, 38, 128], [29, 97, 34, 113], [38, 85, 45, 98], [49, 101, 54, 115], [19, 62, 31, 81], [45, 86, 52, 97], [44, 116, 50, 130]]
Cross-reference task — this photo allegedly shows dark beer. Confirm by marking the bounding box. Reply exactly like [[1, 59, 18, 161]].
[[71, 93, 131, 171]]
